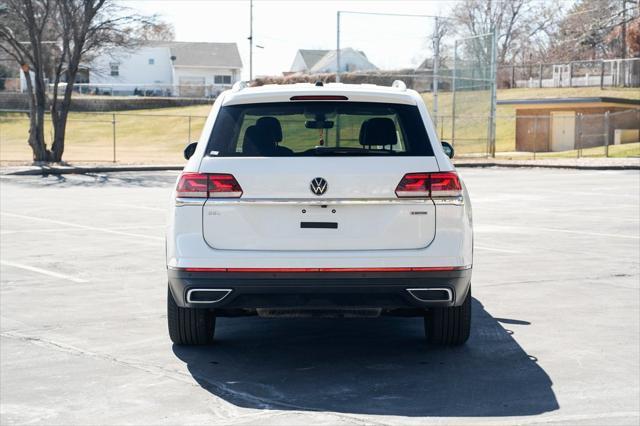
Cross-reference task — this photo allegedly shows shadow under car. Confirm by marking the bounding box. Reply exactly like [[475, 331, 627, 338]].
[[172, 298, 558, 417]]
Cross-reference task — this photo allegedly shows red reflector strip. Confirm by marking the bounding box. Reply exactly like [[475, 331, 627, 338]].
[[290, 95, 349, 101], [180, 266, 469, 273]]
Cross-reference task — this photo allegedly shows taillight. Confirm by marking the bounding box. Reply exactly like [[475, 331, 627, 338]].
[[176, 173, 242, 198], [395, 172, 462, 198], [429, 172, 462, 197], [395, 173, 430, 197], [176, 173, 209, 198], [208, 174, 243, 198]]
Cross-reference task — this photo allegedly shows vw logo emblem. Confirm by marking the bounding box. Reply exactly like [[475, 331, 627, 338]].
[[310, 177, 328, 196]]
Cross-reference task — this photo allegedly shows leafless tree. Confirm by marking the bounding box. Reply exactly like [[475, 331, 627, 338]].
[[0, 0, 161, 162], [134, 20, 175, 42], [450, 0, 559, 66], [547, 0, 639, 61], [0, 0, 54, 160]]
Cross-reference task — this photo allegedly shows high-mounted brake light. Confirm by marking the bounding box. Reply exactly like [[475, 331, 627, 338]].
[[176, 173, 242, 198], [395, 172, 462, 198], [290, 95, 349, 101]]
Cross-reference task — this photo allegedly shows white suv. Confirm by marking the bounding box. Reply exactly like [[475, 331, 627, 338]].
[[166, 82, 473, 346]]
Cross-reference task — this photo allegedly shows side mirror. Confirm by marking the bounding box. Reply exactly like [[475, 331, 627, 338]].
[[441, 141, 454, 159], [183, 142, 197, 160]]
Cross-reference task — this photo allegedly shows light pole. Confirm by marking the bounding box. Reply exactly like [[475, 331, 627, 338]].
[[336, 11, 341, 82], [248, 0, 253, 80]]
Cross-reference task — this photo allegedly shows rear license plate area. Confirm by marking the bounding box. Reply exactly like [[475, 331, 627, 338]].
[[300, 222, 338, 229]]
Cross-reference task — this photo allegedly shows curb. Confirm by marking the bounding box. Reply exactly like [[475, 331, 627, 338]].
[[3, 162, 639, 175], [454, 162, 640, 170], [6, 165, 184, 176]]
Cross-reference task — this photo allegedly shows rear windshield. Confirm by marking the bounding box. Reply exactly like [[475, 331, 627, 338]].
[[206, 102, 434, 156]]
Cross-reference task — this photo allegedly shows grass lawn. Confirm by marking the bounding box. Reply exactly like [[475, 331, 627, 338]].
[[1, 87, 638, 164], [0, 106, 210, 164]]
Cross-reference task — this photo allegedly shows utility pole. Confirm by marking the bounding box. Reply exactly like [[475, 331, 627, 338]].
[[336, 11, 341, 83], [248, 0, 253, 80]]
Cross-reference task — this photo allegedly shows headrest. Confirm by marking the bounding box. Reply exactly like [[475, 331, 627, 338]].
[[256, 117, 283, 143], [243, 125, 275, 155], [360, 117, 397, 146]]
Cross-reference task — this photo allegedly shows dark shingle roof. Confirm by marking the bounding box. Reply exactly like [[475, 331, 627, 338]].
[[153, 41, 242, 68]]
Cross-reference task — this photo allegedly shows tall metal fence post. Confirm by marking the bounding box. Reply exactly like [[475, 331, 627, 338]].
[[604, 111, 610, 157], [488, 30, 498, 158], [112, 113, 116, 163], [451, 39, 458, 148], [600, 60, 605, 89], [432, 16, 439, 129]]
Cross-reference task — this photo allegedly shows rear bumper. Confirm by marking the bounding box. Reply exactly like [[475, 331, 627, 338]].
[[167, 267, 472, 310]]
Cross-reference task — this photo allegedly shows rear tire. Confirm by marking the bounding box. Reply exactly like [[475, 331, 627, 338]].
[[424, 286, 471, 346], [167, 287, 216, 345]]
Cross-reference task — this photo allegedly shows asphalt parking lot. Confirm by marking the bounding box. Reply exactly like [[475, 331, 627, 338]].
[[1, 168, 638, 425]]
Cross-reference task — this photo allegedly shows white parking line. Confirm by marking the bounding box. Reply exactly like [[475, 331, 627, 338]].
[[475, 245, 521, 254], [110, 204, 166, 212], [0, 225, 163, 235], [532, 226, 640, 240], [475, 224, 640, 240], [0, 260, 88, 283], [0, 212, 164, 242]]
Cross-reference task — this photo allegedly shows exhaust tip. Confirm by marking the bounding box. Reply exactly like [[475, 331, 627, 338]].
[[186, 289, 232, 304], [407, 288, 452, 303]]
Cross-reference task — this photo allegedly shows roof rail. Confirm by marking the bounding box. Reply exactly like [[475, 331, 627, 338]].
[[391, 80, 407, 91], [231, 81, 248, 92]]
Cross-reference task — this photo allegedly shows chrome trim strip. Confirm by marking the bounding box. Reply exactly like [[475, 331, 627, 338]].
[[432, 196, 464, 206], [406, 288, 453, 303], [203, 198, 432, 205], [179, 197, 459, 206], [176, 197, 207, 207], [186, 288, 232, 304]]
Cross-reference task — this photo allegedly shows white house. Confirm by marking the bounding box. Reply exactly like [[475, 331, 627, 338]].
[[88, 41, 242, 97], [290, 49, 329, 73], [289, 48, 377, 74]]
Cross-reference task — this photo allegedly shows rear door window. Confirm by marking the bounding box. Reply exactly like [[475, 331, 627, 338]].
[[206, 102, 434, 156]]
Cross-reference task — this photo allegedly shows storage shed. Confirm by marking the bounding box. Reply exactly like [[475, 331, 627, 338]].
[[498, 97, 640, 152]]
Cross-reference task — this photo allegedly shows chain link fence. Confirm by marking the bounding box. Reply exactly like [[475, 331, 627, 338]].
[[1, 107, 637, 163], [0, 110, 207, 164], [439, 108, 640, 159]]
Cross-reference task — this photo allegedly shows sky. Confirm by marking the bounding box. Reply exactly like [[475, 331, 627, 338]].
[[123, 0, 460, 79]]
